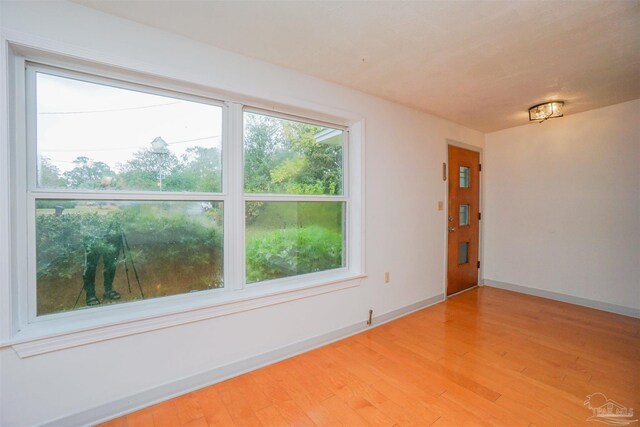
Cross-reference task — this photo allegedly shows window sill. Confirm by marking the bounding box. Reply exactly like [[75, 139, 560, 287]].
[[2, 273, 366, 358]]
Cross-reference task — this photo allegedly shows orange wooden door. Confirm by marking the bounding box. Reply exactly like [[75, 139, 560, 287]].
[[447, 145, 480, 296]]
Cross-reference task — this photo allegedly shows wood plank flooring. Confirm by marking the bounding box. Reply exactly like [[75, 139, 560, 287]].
[[99, 287, 640, 426]]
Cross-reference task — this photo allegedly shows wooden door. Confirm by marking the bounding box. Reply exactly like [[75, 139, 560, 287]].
[[447, 145, 480, 296]]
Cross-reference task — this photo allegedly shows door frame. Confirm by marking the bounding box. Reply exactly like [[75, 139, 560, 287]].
[[443, 139, 484, 298]]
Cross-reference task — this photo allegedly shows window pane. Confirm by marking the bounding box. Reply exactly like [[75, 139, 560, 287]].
[[459, 204, 469, 226], [35, 200, 223, 316], [36, 72, 222, 192], [243, 112, 343, 195], [459, 166, 470, 188], [458, 242, 469, 265], [246, 202, 344, 283]]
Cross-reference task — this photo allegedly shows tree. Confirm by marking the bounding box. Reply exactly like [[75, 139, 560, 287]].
[[38, 156, 67, 188], [244, 114, 342, 195], [244, 114, 284, 193], [281, 122, 342, 195], [174, 146, 221, 192], [63, 156, 115, 189], [118, 148, 181, 191]]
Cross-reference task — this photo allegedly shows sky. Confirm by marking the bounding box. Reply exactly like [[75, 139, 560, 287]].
[[36, 71, 223, 174]]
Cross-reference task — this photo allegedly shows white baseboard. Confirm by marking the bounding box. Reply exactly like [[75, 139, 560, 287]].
[[42, 293, 444, 427], [483, 279, 640, 319]]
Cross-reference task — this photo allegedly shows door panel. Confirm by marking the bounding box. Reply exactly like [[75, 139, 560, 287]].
[[447, 146, 480, 296]]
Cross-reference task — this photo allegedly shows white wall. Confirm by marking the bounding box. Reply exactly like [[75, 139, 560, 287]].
[[484, 100, 640, 310], [0, 2, 484, 426]]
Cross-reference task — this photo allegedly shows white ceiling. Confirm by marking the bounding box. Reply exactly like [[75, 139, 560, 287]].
[[75, 0, 640, 132]]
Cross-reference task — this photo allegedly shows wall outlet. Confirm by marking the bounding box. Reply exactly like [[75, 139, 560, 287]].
[[384, 272, 390, 283]]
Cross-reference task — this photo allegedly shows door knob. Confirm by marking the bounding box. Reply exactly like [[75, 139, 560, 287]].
[[448, 227, 456, 232]]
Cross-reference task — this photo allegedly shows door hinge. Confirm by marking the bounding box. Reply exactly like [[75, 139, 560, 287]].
[[477, 261, 481, 268], [478, 212, 482, 220], [479, 163, 482, 172]]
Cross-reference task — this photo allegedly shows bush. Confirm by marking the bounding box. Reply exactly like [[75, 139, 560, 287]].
[[246, 225, 342, 283], [35, 205, 224, 314], [245, 201, 265, 225], [36, 213, 85, 280], [35, 200, 77, 210]]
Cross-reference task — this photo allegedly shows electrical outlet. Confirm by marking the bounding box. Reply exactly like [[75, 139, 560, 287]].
[[384, 272, 390, 283]]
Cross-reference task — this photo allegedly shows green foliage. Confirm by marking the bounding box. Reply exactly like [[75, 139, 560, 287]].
[[270, 156, 307, 184], [244, 114, 283, 193], [247, 202, 343, 233], [35, 200, 77, 210], [36, 204, 224, 315], [246, 226, 343, 283], [38, 156, 67, 187], [244, 113, 342, 195], [282, 121, 342, 195], [63, 156, 115, 189], [117, 203, 222, 271], [118, 148, 181, 191], [36, 213, 85, 280], [41, 146, 221, 193], [245, 201, 265, 226], [176, 147, 222, 192], [41, 115, 340, 195]]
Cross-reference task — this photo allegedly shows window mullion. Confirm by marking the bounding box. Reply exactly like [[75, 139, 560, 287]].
[[29, 190, 226, 201], [227, 102, 245, 290], [244, 194, 347, 202]]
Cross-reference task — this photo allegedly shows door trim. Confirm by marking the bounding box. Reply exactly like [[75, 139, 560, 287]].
[[444, 139, 484, 299]]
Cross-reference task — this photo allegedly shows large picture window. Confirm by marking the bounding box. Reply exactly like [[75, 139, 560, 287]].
[[8, 53, 361, 350]]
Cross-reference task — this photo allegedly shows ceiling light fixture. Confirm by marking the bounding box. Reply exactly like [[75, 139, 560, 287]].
[[528, 101, 564, 123]]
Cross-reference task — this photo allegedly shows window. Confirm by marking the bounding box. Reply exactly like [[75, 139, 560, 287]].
[[35, 72, 223, 192], [30, 66, 225, 316], [10, 54, 361, 342], [243, 112, 346, 284], [458, 242, 469, 264], [459, 166, 470, 188], [459, 204, 469, 226]]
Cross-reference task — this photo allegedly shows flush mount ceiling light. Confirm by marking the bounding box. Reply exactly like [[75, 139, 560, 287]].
[[528, 101, 565, 123]]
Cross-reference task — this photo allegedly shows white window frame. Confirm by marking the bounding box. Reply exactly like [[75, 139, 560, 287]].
[[1, 45, 366, 358], [24, 62, 229, 325], [241, 107, 350, 290]]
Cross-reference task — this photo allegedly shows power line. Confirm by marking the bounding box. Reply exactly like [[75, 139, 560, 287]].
[[41, 135, 220, 152], [38, 101, 182, 115], [41, 158, 76, 165], [167, 136, 219, 146]]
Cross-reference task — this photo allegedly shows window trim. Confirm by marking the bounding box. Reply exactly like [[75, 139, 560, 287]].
[[24, 62, 229, 323], [1, 44, 366, 357]]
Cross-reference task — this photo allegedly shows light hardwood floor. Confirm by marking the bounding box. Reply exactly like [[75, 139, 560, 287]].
[[99, 287, 640, 426]]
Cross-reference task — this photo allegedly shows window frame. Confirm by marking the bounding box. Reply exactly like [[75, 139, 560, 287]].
[[24, 61, 229, 324], [241, 107, 350, 288], [2, 46, 365, 357]]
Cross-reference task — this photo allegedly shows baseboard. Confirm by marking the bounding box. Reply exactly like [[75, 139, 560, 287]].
[[483, 279, 640, 319], [42, 293, 444, 427]]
